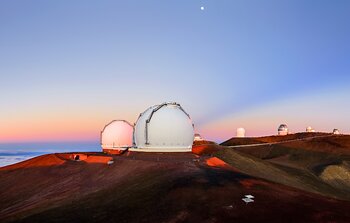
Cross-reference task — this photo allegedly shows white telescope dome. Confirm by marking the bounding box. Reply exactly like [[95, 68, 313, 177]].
[[101, 120, 134, 152], [278, 124, 288, 136], [133, 102, 194, 152], [236, 128, 246, 137], [306, 126, 315, 132], [333, 129, 340, 135]]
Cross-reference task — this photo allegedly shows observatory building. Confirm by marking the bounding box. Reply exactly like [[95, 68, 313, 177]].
[[333, 129, 340, 135], [132, 102, 194, 152], [236, 128, 246, 137], [101, 120, 134, 154], [278, 124, 289, 136], [194, 133, 204, 141], [306, 126, 315, 133]]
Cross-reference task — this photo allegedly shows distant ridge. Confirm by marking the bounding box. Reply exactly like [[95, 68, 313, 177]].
[[221, 132, 333, 146]]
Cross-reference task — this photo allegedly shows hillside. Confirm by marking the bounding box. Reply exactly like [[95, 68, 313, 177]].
[[1, 136, 350, 222], [217, 134, 350, 200]]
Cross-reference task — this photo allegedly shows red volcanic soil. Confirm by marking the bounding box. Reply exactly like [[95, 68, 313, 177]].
[[102, 148, 124, 155], [192, 140, 224, 155], [1, 148, 350, 223], [206, 157, 228, 167]]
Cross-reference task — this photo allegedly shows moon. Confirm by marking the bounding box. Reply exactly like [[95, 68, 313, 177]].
[[201, 6, 205, 11]]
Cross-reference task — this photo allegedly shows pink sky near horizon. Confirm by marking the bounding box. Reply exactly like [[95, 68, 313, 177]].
[[2, 85, 349, 144]]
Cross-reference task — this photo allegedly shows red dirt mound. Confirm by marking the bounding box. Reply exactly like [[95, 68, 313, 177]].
[[206, 157, 228, 167], [205, 157, 240, 173], [1, 154, 66, 170]]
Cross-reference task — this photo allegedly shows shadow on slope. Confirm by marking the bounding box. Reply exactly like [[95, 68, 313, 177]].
[[10, 164, 350, 223]]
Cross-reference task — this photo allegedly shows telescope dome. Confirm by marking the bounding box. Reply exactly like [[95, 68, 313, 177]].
[[133, 102, 194, 152], [236, 128, 246, 137], [278, 124, 288, 136], [333, 129, 340, 135], [306, 126, 315, 133], [101, 120, 134, 154]]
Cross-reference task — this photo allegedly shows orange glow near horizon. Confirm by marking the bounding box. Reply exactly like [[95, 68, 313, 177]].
[[1, 114, 104, 143], [0, 105, 140, 143]]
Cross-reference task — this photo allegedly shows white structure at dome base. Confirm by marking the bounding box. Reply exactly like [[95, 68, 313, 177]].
[[236, 128, 246, 137], [132, 102, 194, 152], [278, 124, 289, 136], [101, 120, 134, 154]]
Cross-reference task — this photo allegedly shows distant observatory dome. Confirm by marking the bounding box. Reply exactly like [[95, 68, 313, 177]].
[[278, 124, 289, 136], [133, 102, 194, 152], [236, 128, 246, 137], [194, 133, 204, 141], [101, 120, 134, 154], [333, 129, 340, 135], [306, 126, 315, 133]]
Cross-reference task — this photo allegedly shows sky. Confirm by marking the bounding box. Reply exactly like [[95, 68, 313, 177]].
[[1, 0, 350, 144]]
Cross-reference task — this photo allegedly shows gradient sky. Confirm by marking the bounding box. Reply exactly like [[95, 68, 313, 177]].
[[1, 0, 350, 143]]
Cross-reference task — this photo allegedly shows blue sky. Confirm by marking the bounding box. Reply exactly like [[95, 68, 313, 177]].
[[1, 0, 349, 143]]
